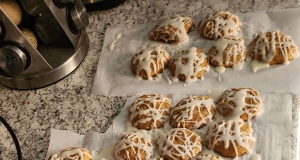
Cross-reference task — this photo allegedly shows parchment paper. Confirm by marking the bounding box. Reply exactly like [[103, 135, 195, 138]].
[[92, 8, 300, 96], [45, 92, 296, 160]]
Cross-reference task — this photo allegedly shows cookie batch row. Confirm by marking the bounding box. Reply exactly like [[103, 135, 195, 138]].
[[47, 88, 262, 160], [131, 11, 299, 82], [115, 87, 263, 160]]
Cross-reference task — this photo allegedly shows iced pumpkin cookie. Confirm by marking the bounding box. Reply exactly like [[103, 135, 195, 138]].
[[217, 88, 262, 121], [198, 11, 241, 40], [170, 95, 215, 129], [208, 36, 246, 73], [205, 120, 254, 159], [169, 47, 210, 82], [114, 131, 155, 160], [131, 46, 170, 80], [128, 94, 172, 130], [48, 147, 91, 160], [249, 31, 299, 72], [149, 15, 195, 44], [157, 128, 202, 160]]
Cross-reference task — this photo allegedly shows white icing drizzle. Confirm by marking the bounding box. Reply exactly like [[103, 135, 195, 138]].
[[170, 95, 215, 129], [170, 47, 210, 82], [205, 120, 254, 160], [250, 31, 299, 72], [217, 88, 262, 121], [163, 70, 172, 84], [129, 94, 172, 129], [49, 147, 91, 160], [209, 36, 246, 73], [114, 131, 155, 160], [116, 33, 122, 39], [251, 59, 269, 73], [192, 153, 224, 160], [157, 128, 202, 159], [108, 40, 117, 51], [199, 11, 240, 39], [250, 154, 261, 160], [149, 15, 194, 43], [132, 46, 170, 80]]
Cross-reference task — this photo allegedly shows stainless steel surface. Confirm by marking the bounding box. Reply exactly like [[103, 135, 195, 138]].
[[0, 8, 52, 75], [0, 30, 89, 89], [35, 12, 65, 44], [20, 0, 49, 16], [69, 0, 89, 30], [81, 0, 104, 4], [44, 0, 81, 48], [55, 0, 74, 4], [0, 44, 27, 75]]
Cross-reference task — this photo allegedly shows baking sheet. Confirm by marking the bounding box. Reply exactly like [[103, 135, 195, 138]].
[[92, 8, 300, 96], [45, 92, 296, 160]]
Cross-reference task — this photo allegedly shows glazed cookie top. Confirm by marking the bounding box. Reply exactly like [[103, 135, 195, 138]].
[[157, 128, 202, 160], [249, 31, 299, 72], [198, 11, 241, 40], [131, 46, 170, 80], [205, 120, 254, 159], [170, 95, 215, 129], [114, 131, 155, 160], [208, 36, 246, 73], [217, 88, 262, 121], [48, 147, 91, 160], [169, 47, 210, 83], [128, 94, 172, 130], [149, 15, 194, 43]]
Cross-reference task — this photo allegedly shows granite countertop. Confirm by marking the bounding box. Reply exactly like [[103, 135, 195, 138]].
[[0, 0, 300, 159]]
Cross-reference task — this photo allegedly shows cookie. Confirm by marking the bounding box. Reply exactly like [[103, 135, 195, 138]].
[[114, 131, 155, 160], [169, 47, 210, 82], [208, 36, 246, 73], [198, 11, 241, 40], [249, 31, 299, 65], [131, 46, 170, 80], [48, 147, 91, 160], [128, 94, 172, 130], [170, 95, 215, 129], [157, 128, 202, 160], [205, 120, 254, 158], [149, 15, 195, 44], [217, 88, 262, 121]]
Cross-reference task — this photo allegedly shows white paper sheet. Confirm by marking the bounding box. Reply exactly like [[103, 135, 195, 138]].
[[45, 92, 296, 160], [92, 8, 300, 96]]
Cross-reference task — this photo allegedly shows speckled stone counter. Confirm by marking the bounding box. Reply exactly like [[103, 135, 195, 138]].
[[0, 0, 300, 159]]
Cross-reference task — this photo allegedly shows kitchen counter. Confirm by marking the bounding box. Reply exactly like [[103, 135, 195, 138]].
[[0, 0, 299, 159]]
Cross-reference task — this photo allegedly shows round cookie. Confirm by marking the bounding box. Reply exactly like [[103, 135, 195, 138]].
[[20, 27, 38, 48], [205, 120, 254, 159], [0, 0, 22, 26], [169, 47, 210, 82], [249, 31, 299, 65], [157, 128, 202, 160], [128, 94, 172, 130], [131, 46, 170, 80], [149, 15, 195, 44], [217, 88, 262, 121], [193, 154, 224, 160], [114, 131, 155, 160], [198, 11, 241, 40], [208, 36, 247, 73], [48, 147, 91, 160], [170, 95, 215, 129]]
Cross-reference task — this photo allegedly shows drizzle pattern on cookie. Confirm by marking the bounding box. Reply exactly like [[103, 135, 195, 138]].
[[199, 11, 240, 40], [48, 147, 91, 160], [129, 94, 172, 129], [170, 47, 210, 83], [114, 131, 155, 160], [131, 46, 170, 80], [157, 128, 202, 159], [209, 36, 246, 73], [170, 95, 215, 129]]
